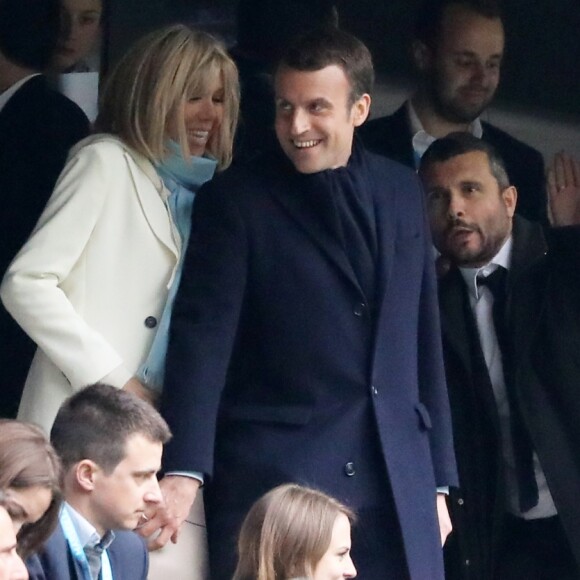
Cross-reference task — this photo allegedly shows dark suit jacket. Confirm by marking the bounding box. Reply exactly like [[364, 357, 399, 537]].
[[0, 74, 89, 417], [161, 146, 457, 579], [26, 524, 148, 580], [359, 104, 547, 224], [438, 217, 580, 579]]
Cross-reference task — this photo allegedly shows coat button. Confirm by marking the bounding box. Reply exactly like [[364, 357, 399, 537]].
[[144, 316, 157, 328], [464, 559, 470, 567], [457, 498, 464, 506], [371, 385, 378, 396], [344, 462, 356, 477], [353, 303, 366, 317]]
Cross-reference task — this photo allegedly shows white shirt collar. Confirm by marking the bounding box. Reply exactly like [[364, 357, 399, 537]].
[[0, 73, 41, 113], [407, 100, 483, 162], [459, 235, 513, 300]]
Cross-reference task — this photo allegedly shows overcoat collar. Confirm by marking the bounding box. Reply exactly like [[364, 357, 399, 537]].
[[266, 142, 395, 303]]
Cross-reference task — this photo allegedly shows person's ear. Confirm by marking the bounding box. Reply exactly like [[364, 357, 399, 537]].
[[352, 93, 371, 127], [502, 185, 518, 218], [411, 39, 432, 72], [75, 460, 99, 492]]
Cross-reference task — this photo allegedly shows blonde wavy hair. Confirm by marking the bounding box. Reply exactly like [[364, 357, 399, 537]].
[[96, 24, 239, 169], [233, 483, 355, 580]]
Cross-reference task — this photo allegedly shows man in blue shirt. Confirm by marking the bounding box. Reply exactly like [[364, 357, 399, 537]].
[[27, 384, 171, 580]]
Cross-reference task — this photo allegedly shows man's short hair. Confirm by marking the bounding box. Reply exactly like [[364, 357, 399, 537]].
[[276, 27, 374, 107], [419, 132, 511, 190], [51, 384, 171, 474], [0, 0, 60, 70], [414, 0, 503, 48]]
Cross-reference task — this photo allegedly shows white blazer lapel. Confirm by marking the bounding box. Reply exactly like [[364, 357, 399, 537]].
[[123, 149, 180, 262]]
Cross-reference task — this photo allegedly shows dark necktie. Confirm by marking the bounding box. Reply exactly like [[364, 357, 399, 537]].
[[84, 531, 114, 580], [478, 267, 539, 512]]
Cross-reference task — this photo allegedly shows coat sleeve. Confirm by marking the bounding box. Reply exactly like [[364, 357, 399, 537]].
[[0, 142, 132, 389], [415, 175, 459, 488], [160, 178, 248, 477]]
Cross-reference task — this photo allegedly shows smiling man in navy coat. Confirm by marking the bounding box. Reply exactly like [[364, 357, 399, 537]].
[[147, 28, 457, 579]]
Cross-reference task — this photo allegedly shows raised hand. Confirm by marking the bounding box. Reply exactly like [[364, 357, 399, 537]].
[[547, 152, 580, 227]]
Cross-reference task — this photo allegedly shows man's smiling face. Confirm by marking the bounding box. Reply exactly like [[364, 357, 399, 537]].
[[274, 64, 370, 174]]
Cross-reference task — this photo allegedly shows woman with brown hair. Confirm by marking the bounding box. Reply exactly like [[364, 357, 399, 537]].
[[234, 483, 357, 580], [0, 420, 61, 558]]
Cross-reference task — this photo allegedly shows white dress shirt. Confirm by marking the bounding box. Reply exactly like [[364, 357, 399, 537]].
[[407, 101, 483, 168], [459, 236, 556, 519]]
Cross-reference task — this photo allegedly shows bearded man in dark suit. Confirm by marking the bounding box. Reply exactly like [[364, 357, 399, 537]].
[[419, 133, 580, 579]]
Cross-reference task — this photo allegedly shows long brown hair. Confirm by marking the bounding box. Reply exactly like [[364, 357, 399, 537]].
[[234, 483, 355, 580], [0, 420, 62, 557]]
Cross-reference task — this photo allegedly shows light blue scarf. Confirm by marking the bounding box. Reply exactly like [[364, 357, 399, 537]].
[[136, 141, 217, 392]]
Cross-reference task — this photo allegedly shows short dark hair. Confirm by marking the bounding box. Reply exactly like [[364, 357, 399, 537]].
[[0, 0, 60, 70], [51, 384, 171, 474], [419, 131, 510, 190], [414, 0, 503, 48], [276, 27, 374, 106]]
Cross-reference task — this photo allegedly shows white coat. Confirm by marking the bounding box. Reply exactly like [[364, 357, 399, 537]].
[[1, 134, 179, 432]]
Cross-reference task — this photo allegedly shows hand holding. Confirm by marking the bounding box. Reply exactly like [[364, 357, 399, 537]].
[[136, 475, 201, 551], [123, 377, 158, 406], [436, 493, 452, 546]]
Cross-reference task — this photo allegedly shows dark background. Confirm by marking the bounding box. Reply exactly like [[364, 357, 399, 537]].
[[106, 0, 579, 120]]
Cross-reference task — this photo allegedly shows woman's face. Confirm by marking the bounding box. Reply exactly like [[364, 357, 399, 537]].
[[53, 0, 102, 72], [312, 513, 357, 580], [0, 507, 27, 580], [6, 486, 53, 534], [167, 69, 225, 158]]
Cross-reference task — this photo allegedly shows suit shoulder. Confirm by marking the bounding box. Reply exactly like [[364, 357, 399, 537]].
[[358, 111, 405, 147], [364, 147, 419, 184], [482, 122, 543, 162], [7, 78, 89, 144], [110, 529, 147, 552], [22, 79, 89, 130], [25, 525, 68, 580], [109, 531, 148, 579]]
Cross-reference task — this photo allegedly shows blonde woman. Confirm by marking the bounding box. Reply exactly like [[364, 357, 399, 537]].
[[1, 25, 239, 578], [234, 484, 357, 580]]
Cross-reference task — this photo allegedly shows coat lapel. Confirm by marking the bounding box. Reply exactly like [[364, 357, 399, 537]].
[[268, 168, 362, 293], [506, 216, 546, 303], [123, 149, 180, 262], [372, 181, 395, 308]]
